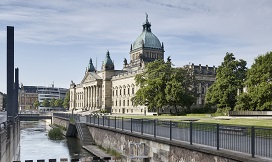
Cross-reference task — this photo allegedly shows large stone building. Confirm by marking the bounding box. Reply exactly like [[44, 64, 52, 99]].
[[69, 16, 216, 114]]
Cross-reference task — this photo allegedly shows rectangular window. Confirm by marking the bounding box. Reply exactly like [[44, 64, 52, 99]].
[[119, 100, 121, 106], [127, 100, 129, 106], [116, 100, 117, 106], [124, 89, 126, 95], [132, 88, 134, 94], [116, 90, 118, 96], [120, 89, 122, 95], [128, 88, 130, 95], [131, 109, 133, 113], [123, 100, 125, 106]]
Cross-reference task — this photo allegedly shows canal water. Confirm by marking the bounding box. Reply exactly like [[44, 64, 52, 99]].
[[20, 120, 94, 161]]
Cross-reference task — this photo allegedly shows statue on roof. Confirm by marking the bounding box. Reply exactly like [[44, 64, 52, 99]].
[[167, 56, 171, 63], [145, 12, 148, 22], [123, 58, 128, 65]]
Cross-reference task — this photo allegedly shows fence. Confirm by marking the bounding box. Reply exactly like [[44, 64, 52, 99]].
[[229, 111, 272, 116], [53, 113, 272, 159]]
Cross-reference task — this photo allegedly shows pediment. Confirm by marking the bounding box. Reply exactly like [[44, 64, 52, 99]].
[[81, 72, 101, 84]]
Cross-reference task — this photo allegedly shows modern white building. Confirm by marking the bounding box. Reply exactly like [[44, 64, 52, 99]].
[[19, 84, 68, 110]]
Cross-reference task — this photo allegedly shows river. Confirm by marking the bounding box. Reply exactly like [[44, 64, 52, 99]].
[[20, 120, 94, 161]]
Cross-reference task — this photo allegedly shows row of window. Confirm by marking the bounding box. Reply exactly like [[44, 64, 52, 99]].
[[113, 99, 133, 107], [112, 87, 135, 96]]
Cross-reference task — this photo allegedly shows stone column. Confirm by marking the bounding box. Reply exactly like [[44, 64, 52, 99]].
[[94, 86, 97, 108], [91, 86, 93, 109], [97, 86, 100, 108]]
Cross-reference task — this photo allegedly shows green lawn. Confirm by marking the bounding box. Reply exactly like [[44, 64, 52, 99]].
[[112, 114, 272, 128]]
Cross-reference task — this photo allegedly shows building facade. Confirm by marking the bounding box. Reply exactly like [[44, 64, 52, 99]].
[[19, 84, 68, 110], [70, 16, 216, 114]]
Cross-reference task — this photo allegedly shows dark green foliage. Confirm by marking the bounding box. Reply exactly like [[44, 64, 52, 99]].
[[55, 98, 63, 108], [48, 127, 63, 140], [235, 52, 272, 110], [2, 93, 7, 109], [63, 91, 70, 109], [33, 100, 40, 109], [50, 98, 56, 107], [132, 58, 196, 114], [205, 52, 247, 111], [42, 99, 50, 107]]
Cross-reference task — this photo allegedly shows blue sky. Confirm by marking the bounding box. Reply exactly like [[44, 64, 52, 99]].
[[1, 0, 272, 93]]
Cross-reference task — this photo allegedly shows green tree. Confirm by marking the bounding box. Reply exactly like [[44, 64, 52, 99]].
[[235, 52, 272, 111], [42, 99, 50, 107], [63, 91, 70, 109], [55, 98, 63, 108], [33, 100, 40, 109], [132, 59, 171, 113], [165, 67, 196, 114], [205, 52, 247, 112], [50, 98, 56, 108]]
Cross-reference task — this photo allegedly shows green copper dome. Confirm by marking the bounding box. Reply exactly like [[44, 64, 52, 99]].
[[88, 58, 95, 72], [103, 50, 114, 70], [132, 15, 162, 50]]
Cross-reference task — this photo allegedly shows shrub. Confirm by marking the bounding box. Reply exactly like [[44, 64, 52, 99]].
[[48, 127, 64, 140]]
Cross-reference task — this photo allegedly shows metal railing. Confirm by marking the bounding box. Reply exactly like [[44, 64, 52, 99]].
[[53, 113, 272, 159]]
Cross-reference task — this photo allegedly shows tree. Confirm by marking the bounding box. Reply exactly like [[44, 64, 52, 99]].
[[63, 91, 70, 109], [165, 67, 196, 114], [55, 98, 63, 108], [50, 98, 56, 108], [42, 99, 50, 107], [1, 93, 7, 110], [235, 52, 272, 111], [205, 52, 247, 112], [132, 59, 171, 113], [33, 100, 40, 109]]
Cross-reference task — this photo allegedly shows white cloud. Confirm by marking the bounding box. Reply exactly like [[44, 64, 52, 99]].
[[0, 0, 272, 93]]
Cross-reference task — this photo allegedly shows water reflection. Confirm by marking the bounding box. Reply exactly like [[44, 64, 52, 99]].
[[20, 120, 94, 161]]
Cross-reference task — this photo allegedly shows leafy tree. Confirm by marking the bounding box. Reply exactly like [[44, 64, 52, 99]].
[[132, 59, 171, 113], [42, 99, 50, 107], [50, 98, 56, 108], [205, 52, 247, 112], [1, 93, 7, 109], [63, 91, 70, 109], [165, 67, 196, 114], [235, 52, 272, 110], [33, 100, 40, 109], [55, 98, 63, 108]]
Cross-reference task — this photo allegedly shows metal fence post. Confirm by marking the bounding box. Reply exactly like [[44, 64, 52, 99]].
[[108, 116, 110, 128], [93, 115, 95, 125], [103, 116, 105, 126], [115, 116, 117, 129], [141, 119, 143, 135], [131, 118, 133, 133], [190, 122, 193, 145], [122, 117, 124, 131], [98, 116, 100, 125], [251, 126, 255, 157], [170, 121, 172, 140], [217, 124, 219, 150], [154, 119, 156, 137]]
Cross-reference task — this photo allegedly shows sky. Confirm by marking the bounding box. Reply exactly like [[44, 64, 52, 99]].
[[0, 0, 272, 93]]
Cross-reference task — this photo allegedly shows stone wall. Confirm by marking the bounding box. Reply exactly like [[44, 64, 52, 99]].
[[53, 117, 265, 162], [0, 119, 20, 162]]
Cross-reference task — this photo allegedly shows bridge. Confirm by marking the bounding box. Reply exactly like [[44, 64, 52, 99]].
[[18, 113, 52, 122]]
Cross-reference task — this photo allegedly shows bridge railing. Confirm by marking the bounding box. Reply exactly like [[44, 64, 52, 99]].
[[52, 113, 272, 159]]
